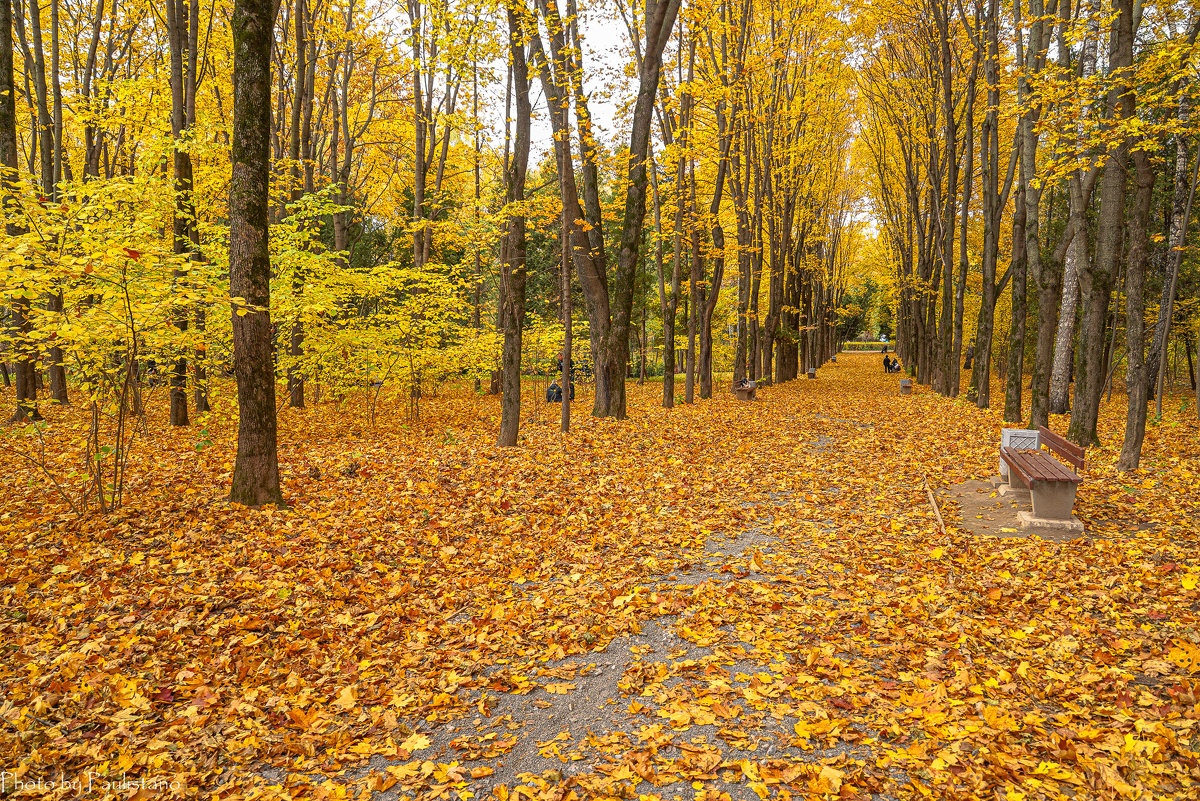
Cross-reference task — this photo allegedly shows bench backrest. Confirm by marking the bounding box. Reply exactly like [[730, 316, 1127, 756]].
[[1037, 425, 1085, 471]]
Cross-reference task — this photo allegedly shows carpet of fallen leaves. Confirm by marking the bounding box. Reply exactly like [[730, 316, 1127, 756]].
[[2, 353, 1199, 801]]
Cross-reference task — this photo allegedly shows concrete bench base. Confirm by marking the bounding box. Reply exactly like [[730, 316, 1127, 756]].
[[733, 387, 756, 401], [1018, 510, 1084, 533], [998, 482, 1031, 501], [1029, 479, 1079, 522]]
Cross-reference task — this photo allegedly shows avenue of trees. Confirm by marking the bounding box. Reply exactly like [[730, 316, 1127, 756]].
[[860, 0, 1200, 471], [2, 0, 1198, 506]]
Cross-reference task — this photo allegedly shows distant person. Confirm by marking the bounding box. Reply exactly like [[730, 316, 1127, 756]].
[[890, 357, 901, 373], [883, 352, 891, 373], [554, 352, 571, 377]]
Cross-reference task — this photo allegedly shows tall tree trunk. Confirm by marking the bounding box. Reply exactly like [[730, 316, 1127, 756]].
[[1147, 92, 1196, 407], [1048, 0, 1100, 414], [2, 0, 38, 422], [650, 154, 677, 408], [1153, 136, 1199, 417], [685, 159, 699, 404], [952, 35, 977, 398], [1118, 142, 1153, 470], [192, 0, 210, 414], [46, 0, 67, 404], [969, 0, 1012, 409], [25, 0, 68, 405], [699, 138, 729, 398], [1019, 0, 1058, 429], [535, 0, 683, 419], [228, 0, 284, 507], [286, 0, 307, 409], [1004, 183, 1028, 423], [934, 0, 957, 397], [602, 0, 683, 418], [497, 0, 531, 448], [730, 130, 752, 383], [167, 0, 195, 426], [1069, 0, 1132, 447]]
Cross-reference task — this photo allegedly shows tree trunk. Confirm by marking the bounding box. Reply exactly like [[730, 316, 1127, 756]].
[[1, 0, 38, 422], [497, 0, 531, 448], [685, 162, 699, 404], [699, 119, 729, 398], [286, 0, 307, 409], [1118, 142, 1153, 470], [1020, 0, 1057, 428], [24, 0, 69, 405], [952, 38, 977, 398], [1069, 0, 1132, 447], [604, 0, 683, 418], [969, 0, 1011, 410], [1147, 94, 1196, 408], [650, 153, 677, 408], [228, 0, 284, 507], [1048, 2, 1100, 414], [1004, 184, 1028, 422], [167, 0, 195, 426]]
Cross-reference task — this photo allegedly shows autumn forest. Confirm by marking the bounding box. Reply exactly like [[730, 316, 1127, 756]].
[[2, 0, 1199, 798]]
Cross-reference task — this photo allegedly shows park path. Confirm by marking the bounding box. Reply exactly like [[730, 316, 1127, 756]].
[[266, 362, 943, 801], [11, 354, 1197, 801]]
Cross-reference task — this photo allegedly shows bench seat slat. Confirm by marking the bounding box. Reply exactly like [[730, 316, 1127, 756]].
[[1036, 425, 1085, 470], [1000, 446, 1081, 485]]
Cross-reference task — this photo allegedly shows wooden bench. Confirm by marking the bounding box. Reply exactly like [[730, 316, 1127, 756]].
[[999, 425, 1086, 531], [732, 382, 756, 401], [899, 378, 913, 395], [806, 368, 817, 379]]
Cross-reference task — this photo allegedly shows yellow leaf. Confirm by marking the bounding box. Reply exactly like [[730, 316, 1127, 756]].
[[818, 766, 843, 792], [334, 684, 358, 709], [401, 732, 431, 751]]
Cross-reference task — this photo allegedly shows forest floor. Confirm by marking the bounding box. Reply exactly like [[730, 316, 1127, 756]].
[[2, 353, 1199, 801]]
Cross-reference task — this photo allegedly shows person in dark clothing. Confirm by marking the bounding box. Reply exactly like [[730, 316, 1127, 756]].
[[890, 357, 901, 373], [546, 379, 574, 402], [883, 352, 891, 373]]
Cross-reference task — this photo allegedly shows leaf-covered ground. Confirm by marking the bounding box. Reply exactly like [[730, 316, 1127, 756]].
[[2, 354, 1199, 800]]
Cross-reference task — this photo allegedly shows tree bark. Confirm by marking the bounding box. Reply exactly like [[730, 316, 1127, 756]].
[[603, 0, 683, 417], [23, 0, 68, 405], [650, 153, 677, 408], [2, 0, 39, 422], [166, 0, 197, 426], [968, 0, 1013, 409], [685, 149, 699, 403], [497, 0, 531, 448], [286, 0, 307, 409], [1004, 183, 1028, 423], [228, 0, 284, 507], [1118, 141, 1153, 470], [1019, 0, 1058, 429], [1048, 0, 1100, 414], [1069, 0, 1132, 447]]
